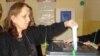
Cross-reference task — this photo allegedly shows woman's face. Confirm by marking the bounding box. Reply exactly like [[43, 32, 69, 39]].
[[11, 6, 31, 30]]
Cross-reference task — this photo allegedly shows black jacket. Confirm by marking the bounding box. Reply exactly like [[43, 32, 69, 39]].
[[79, 29, 100, 52], [0, 22, 67, 56]]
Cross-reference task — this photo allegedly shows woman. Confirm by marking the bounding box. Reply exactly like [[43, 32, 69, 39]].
[[0, 2, 77, 56]]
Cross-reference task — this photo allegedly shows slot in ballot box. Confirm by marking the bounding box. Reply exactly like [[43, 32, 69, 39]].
[[46, 40, 100, 56]]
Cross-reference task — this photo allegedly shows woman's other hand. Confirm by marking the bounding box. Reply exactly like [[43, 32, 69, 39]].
[[83, 41, 98, 49]]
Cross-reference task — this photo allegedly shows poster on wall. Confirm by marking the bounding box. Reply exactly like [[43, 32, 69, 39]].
[[6, 0, 25, 2], [60, 11, 71, 22], [56, 9, 75, 22]]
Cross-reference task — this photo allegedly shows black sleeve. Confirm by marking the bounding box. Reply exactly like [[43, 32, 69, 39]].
[[30, 22, 68, 45], [0, 34, 9, 56], [79, 30, 100, 44]]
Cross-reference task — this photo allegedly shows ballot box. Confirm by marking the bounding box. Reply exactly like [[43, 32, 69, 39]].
[[46, 40, 100, 56]]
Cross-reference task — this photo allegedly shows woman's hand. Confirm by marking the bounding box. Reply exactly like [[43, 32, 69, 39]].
[[83, 41, 98, 49], [64, 37, 73, 44], [64, 37, 79, 44], [64, 19, 78, 28]]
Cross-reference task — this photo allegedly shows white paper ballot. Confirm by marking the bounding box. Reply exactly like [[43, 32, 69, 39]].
[[72, 26, 78, 51]]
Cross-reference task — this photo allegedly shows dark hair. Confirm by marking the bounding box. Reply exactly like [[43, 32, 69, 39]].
[[4, 2, 35, 37]]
